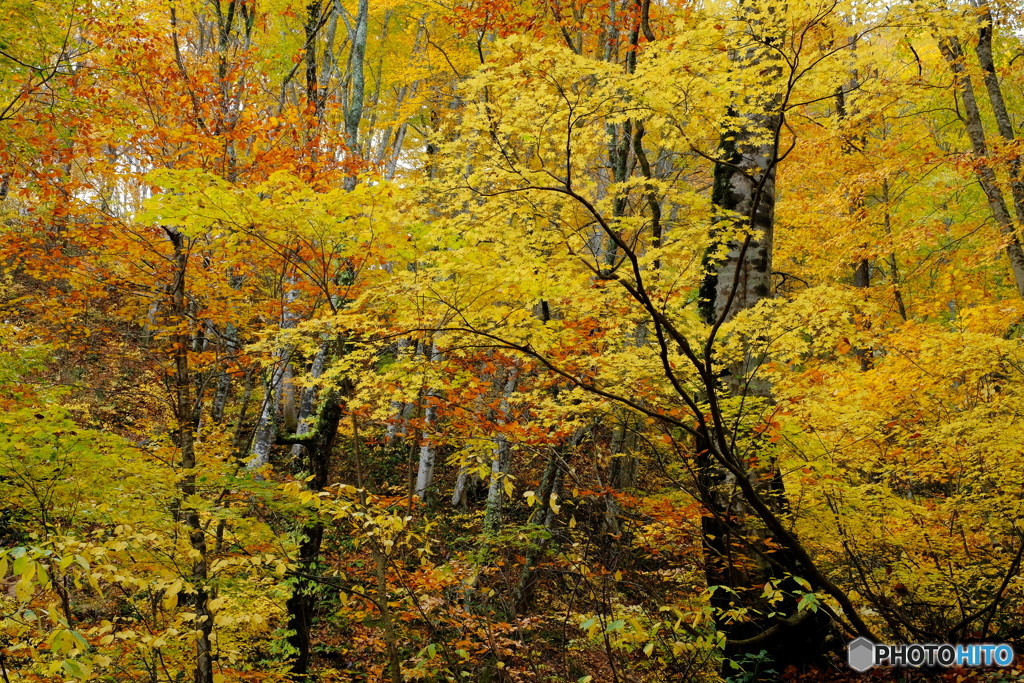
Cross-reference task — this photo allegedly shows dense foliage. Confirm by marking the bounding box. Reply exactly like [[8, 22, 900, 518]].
[[3, 0, 1024, 680]]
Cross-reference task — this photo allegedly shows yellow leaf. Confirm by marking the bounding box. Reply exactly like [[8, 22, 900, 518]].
[[15, 578, 32, 602]]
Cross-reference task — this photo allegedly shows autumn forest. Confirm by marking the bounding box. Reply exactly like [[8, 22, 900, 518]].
[[3, 0, 1024, 680]]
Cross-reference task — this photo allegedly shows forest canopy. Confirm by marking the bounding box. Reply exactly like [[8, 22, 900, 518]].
[[3, 0, 1024, 680]]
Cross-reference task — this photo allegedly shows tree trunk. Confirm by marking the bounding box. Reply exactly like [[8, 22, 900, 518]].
[[512, 429, 586, 613], [285, 522, 324, 676], [247, 359, 290, 469], [483, 365, 519, 532], [973, 0, 1024, 221], [342, 0, 369, 191], [210, 323, 237, 424], [385, 338, 414, 448], [414, 341, 442, 504], [348, 413, 403, 683], [696, 3, 835, 667], [937, 34, 1024, 298], [291, 341, 329, 463], [604, 412, 637, 543], [282, 385, 343, 676], [167, 228, 214, 683], [305, 1, 324, 119], [248, 277, 300, 469]]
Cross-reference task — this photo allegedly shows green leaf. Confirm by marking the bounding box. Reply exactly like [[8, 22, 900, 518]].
[[797, 593, 819, 613], [70, 630, 90, 650], [36, 562, 49, 587], [63, 659, 88, 679]]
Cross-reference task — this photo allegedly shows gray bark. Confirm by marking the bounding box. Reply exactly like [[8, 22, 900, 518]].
[[248, 274, 301, 469], [452, 360, 488, 508], [290, 341, 330, 461], [247, 358, 290, 469], [304, 1, 324, 118], [281, 363, 298, 433], [210, 323, 238, 424], [343, 0, 369, 150], [483, 365, 519, 532], [937, 34, 1024, 298], [141, 295, 162, 345], [211, 371, 231, 425], [973, 0, 1024, 221], [694, 4, 841, 665], [414, 341, 442, 502], [384, 122, 408, 180], [602, 411, 638, 540], [318, 2, 339, 96], [701, 129, 776, 328], [451, 463, 476, 509]]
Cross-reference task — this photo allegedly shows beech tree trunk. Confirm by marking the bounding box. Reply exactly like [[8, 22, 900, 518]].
[[973, 0, 1024, 221], [167, 228, 214, 683], [483, 365, 519, 532], [290, 342, 329, 463], [696, 2, 835, 667], [274, 5, 371, 664], [247, 359, 289, 469], [279, 384, 343, 676], [937, 33, 1024, 298], [414, 341, 442, 504]]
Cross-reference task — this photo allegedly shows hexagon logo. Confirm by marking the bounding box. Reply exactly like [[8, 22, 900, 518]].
[[848, 637, 876, 672]]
